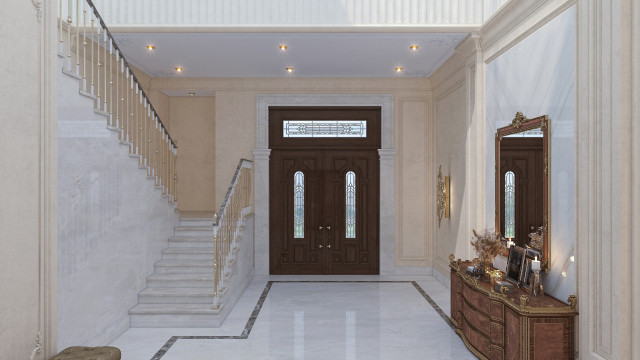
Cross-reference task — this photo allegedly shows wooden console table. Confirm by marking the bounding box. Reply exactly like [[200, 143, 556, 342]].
[[449, 257, 577, 360]]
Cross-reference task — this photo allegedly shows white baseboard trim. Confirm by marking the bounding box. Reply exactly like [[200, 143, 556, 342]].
[[432, 266, 450, 289], [390, 266, 433, 276], [85, 315, 130, 347]]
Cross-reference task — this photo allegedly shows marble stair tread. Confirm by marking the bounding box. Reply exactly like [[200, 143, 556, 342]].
[[168, 236, 214, 245], [155, 259, 214, 267], [169, 235, 213, 240], [174, 226, 214, 231], [138, 287, 215, 303], [178, 218, 215, 227], [129, 303, 220, 315], [139, 287, 214, 296], [161, 247, 214, 254], [146, 273, 215, 281]]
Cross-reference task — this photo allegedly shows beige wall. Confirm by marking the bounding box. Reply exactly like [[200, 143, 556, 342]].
[[169, 96, 216, 211], [0, 0, 57, 358]]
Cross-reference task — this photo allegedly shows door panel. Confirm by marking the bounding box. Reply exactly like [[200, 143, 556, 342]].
[[270, 151, 325, 274], [324, 150, 378, 274]]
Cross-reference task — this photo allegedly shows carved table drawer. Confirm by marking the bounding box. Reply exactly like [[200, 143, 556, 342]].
[[462, 297, 504, 346], [461, 316, 504, 360], [462, 282, 504, 322]]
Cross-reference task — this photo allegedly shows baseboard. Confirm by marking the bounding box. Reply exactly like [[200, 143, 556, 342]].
[[432, 266, 451, 289], [390, 266, 434, 276], [84, 315, 130, 347]]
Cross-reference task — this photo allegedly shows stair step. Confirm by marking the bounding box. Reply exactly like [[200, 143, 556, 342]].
[[146, 273, 215, 287], [174, 226, 214, 231], [138, 287, 214, 304], [155, 259, 213, 274], [174, 226, 214, 237], [161, 247, 214, 260], [168, 236, 214, 248], [129, 303, 223, 327], [179, 218, 215, 227]]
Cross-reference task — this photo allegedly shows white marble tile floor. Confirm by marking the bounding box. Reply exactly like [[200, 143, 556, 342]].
[[109, 275, 476, 360]]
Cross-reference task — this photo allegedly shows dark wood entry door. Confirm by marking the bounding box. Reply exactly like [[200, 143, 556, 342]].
[[269, 107, 380, 275]]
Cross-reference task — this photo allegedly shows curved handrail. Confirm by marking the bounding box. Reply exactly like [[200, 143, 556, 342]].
[[211, 159, 253, 309], [214, 158, 253, 226]]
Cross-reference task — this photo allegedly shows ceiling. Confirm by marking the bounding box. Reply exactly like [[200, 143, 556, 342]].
[[112, 32, 468, 78]]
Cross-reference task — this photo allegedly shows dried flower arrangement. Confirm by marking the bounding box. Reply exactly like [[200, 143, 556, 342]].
[[471, 228, 503, 268], [528, 226, 544, 250]]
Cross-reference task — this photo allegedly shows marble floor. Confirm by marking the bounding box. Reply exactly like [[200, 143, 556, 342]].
[[110, 275, 476, 360]]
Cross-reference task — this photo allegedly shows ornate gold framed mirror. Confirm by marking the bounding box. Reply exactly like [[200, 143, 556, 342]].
[[495, 112, 550, 271]]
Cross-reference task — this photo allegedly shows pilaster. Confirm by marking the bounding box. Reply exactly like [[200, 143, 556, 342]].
[[576, 0, 638, 358]]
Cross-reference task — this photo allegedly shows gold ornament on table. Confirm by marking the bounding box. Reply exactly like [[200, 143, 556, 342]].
[[471, 228, 503, 273], [490, 269, 503, 286]]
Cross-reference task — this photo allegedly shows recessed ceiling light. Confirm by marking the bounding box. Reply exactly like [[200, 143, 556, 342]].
[[146, 45, 156, 50], [286, 67, 294, 73], [409, 45, 419, 50], [188, 92, 195, 96], [279, 45, 288, 50], [175, 67, 183, 72], [395, 67, 403, 72]]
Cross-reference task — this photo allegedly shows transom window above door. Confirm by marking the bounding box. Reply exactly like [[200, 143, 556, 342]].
[[269, 107, 380, 150], [283, 120, 367, 138]]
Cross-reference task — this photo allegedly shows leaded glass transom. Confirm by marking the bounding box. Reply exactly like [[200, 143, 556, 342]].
[[283, 120, 367, 138], [505, 171, 515, 239], [346, 171, 356, 238], [294, 171, 304, 238]]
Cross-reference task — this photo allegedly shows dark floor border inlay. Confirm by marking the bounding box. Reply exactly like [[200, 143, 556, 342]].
[[150, 280, 452, 360]]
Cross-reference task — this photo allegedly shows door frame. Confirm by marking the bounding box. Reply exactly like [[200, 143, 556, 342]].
[[253, 94, 395, 275]]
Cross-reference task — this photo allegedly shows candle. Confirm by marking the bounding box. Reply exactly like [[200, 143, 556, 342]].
[[532, 256, 541, 272]]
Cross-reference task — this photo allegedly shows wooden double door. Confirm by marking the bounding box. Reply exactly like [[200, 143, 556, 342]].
[[269, 107, 380, 275]]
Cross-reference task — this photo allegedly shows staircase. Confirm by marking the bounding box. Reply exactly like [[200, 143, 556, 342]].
[[129, 212, 255, 327]]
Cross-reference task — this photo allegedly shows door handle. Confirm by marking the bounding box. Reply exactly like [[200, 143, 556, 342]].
[[327, 244, 331, 249], [319, 226, 323, 230], [319, 244, 323, 249], [326, 226, 331, 230]]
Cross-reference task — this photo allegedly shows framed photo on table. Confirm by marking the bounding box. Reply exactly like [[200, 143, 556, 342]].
[[521, 258, 534, 290], [506, 246, 526, 286]]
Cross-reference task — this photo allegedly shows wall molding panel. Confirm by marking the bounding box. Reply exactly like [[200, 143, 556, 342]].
[[396, 97, 431, 266]]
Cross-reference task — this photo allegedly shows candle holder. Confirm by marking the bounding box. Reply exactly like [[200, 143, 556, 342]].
[[531, 270, 544, 296]]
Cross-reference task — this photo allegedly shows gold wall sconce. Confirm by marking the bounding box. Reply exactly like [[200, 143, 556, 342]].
[[437, 165, 450, 227]]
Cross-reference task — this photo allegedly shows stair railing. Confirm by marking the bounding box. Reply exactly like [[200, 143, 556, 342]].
[[212, 159, 253, 309], [58, 0, 178, 204]]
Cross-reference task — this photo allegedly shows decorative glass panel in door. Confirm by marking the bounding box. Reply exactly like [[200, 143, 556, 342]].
[[293, 171, 304, 238], [505, 171, 515, 239], [345, 171, 356, 238]]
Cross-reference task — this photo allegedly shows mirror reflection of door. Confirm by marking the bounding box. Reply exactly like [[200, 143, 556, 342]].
[[499, 137, 544, 247], [269, 107, 380, 275]]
